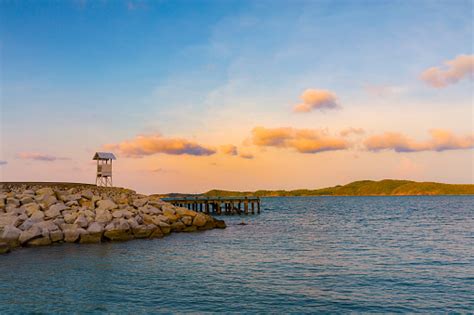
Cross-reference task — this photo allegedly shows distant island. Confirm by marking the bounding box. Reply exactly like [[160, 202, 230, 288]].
[[156, 179, 474, 197]]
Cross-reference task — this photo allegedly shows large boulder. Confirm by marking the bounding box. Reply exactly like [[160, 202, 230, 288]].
[[157, 222, 171, 235], [163, 209, 178, 223], [170, 221, 185, 232], [19, 226, 42, 244], [192, 213, 207, 227], [63, 212, 78, 224], [44, 203, 67, 219], [104, 229, 132, 241], [37, 195, 58, 209], [175, 207, 197, 218], [95, 209, 112, 224], [0, 225, 21, 246], [79, 198, 93, 209], [96, 199, 118, 211], [50, 229, 64, 242], [79, 223, 102, 243], [81, 190, 94, 200], [64, 227, 81, 243], [150, 227, 164, 238], [30, 210, 45, 222], [74, 215, 89, 228], [181, 216, 193, 226], [23, 203, 40, 216], [27, 236, 52, 246], [20, 196, 34, 205], [133, 198, 149, 208], [132, 224, 155, 238], [7, 198, 20, 207], [36, 187, 55, 196], [0, 213, 22, 228]]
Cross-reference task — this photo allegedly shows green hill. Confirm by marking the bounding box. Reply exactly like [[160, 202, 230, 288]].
[[156, 179, 474, 197]]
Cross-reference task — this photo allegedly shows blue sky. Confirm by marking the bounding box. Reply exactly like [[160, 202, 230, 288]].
[[1, 0, 473, 193]]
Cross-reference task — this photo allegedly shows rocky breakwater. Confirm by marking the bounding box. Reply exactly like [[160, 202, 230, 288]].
[[0, 183, 226, 254]]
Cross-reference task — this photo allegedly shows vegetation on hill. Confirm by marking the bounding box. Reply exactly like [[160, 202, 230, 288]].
[[156, 179, 474, 197]]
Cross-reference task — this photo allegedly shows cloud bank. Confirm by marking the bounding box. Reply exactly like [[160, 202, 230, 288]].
[[421, 54, 474, 88], [340, 127, 365, 137], [105, 134, 216, 157], [252, 126, 349, 153], [293, 89, 339, 113], [0, 160, 7, 165], [239, 152, 254, 159], [220, 144, 238, 156], [16, 152, 70, 162], [364, 129, 474, 152]]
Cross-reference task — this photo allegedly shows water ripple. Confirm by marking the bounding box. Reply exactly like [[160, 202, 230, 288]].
[[0, 196, 473, 313]]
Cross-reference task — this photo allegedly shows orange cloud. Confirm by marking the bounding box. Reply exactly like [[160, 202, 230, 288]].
[[293, 89, 339, 113], [239, 152, 254, 159], [364, 129, 474, 152], [421, 54, 474, 88], [252, 126, 349, 153], [105, 134, 216, 157], [220, 144, 238, 156], [340, 127, 365, 137], [16, 152, 70, 161]]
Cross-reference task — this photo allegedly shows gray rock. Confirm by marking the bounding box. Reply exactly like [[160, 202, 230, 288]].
[[38, 195, 58, 209], [96, 199, 118, 211], [20, 196, 34, 205], [6, 198, 20, 207], [181, 216, 193, 226], [74, 215, 89, 228], [133, 198, 149, 208], [50, 229, 64, 242], [23, 203, 40, 216], [65, 200, 79, 207], [44, 203, 67, 219], [95, 209, 112, 223], [30, 210, 45, 222], [19, 218, 34, 231], [63, 228, 80, 243], [64, 212, 77, 224], [87, 222, 104, 234], [19, 226, 42, 244], [1, 225, 21, 245], [192, 213, 207, 227], [27, 236, 52, 246], [81, 190, 94, 200], [36, 187, 55, 196], [112, 210, 123, 218]]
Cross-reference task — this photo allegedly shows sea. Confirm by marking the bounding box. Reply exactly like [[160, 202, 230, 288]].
[[1, 196, 473, 313]]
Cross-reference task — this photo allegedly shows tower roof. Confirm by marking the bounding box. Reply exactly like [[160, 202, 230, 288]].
[[93, 152, 116, 160]]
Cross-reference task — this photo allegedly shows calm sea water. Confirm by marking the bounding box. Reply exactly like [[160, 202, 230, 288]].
[[1, 196, 473, 313]]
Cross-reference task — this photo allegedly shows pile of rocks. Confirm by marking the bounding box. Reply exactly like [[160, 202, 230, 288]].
[[0, 183, 225, 254]]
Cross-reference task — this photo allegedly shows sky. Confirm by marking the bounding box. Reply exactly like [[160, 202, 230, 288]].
[[0, 0, 473, 194]]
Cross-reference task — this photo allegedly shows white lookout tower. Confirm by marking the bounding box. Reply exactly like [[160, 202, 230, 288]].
[[93, 152, 116, 187]]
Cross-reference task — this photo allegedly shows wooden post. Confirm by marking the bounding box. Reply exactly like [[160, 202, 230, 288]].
[[244, 197, 249, 215], [257, 200, 261, 213], [205, 202, 209, 214], [251, 201, 255, 214]]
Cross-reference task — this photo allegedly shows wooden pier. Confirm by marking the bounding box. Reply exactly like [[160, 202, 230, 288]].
[[161, 196, 261, 215]]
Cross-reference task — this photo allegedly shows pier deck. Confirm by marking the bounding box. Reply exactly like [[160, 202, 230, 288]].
[[162, 196, 261, 215]]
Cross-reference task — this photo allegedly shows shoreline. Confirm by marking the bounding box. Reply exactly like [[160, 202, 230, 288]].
[[0, 183, 226, 254]]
